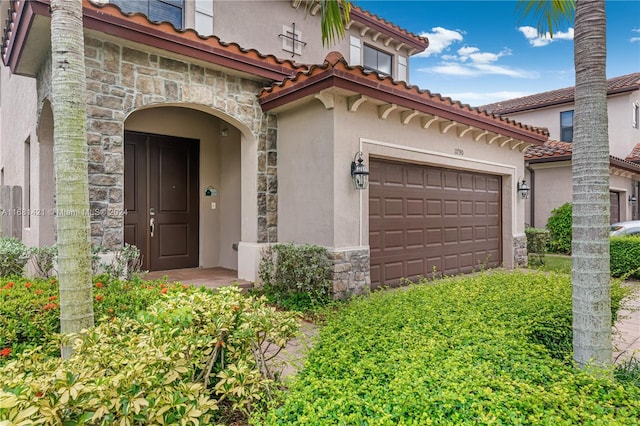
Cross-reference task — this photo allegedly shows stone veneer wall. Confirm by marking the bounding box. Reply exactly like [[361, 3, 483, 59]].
[[329, 248, 371, 299], [514, 234, 528, 268], [36, 37, 278, 248]]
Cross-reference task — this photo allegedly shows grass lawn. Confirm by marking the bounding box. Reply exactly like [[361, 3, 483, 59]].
[[533, 253, 572, 274]]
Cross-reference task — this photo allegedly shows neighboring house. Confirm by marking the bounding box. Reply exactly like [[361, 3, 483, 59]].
[[482, 73, 640, 228], [0, 0, 546, 295]]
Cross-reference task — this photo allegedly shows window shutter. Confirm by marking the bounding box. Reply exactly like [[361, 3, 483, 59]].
[[398, 56, 407, 82], [195, 0, 213, 35], [350, 36, 361, 66]]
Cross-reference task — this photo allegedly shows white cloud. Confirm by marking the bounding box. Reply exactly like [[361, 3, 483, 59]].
[[413, 27, 535, 79], [518, 26, 574, 47], [632, 37, 640, 43], [414, 27, 464, 57]]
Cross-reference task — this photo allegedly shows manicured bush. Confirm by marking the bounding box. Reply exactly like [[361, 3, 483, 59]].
[[0, 275, 198, 364], [0, 288, 300, 424], [29, 245, 57, 278], [610, 235, 640, 279], [258, 272, 636, 425], [525, 227, 550, 266], [0, 237, 30, 277], [546, 202, 572, 254], [258, 243, 332, 310]]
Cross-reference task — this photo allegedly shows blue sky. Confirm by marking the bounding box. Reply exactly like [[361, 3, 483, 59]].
[[355, 0, 640, 106]]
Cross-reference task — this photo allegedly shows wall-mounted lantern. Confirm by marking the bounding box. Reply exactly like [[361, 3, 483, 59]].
[[517, 178, 530, 199], [629, 194, 637, 206], [351, 151, 369, 190]]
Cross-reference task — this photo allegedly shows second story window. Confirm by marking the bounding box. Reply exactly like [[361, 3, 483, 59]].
[[363, 45, 392, 77], [560, 110, 574, 142], [110, 0, 184, 29]]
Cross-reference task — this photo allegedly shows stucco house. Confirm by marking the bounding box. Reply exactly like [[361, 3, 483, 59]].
[[0, 0, 546, 295], [482, 73, 640, 228]]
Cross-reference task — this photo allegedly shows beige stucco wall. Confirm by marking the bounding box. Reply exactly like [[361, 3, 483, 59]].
[[277, 101, 335, 247], [526, 161, 640, 228], [211, 1, 410, 80], [506, 90, 640, 159], [124, 106, 241, 270], [0, 65, 43, 247], [608, 93, 640, 159], [526, 161, 572, 228], [276, 94, 528, 268]]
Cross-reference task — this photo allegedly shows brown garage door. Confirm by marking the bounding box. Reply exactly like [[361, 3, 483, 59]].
[[369, 159, 502, 287], [610, 191, 620, 224]]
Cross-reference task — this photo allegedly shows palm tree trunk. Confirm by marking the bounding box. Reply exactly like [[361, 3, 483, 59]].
[[571, 0, 611, 368], [51, 0, 94, 359]]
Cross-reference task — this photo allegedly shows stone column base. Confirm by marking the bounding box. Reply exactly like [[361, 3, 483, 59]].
[[328, 247, 371, 299], [514, 234, 528, 268]]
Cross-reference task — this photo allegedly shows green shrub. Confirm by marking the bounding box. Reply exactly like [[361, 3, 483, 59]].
[[0, 287, 300, 424], [257, 272, 636, 425], [0, 238, 30, 277], [610, 236, 640, 279], [258, 243, 332, 310], [102, 243, 146, 280], [525, 227, 550, 266], [546, 202, 572, 254], [30, 245, 57, 278], [0, 275, 198, 364]]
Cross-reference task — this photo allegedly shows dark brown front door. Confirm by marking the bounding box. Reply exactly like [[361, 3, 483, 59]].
[[610, 191, 620, 224], [124, 131, 199, 271], [369, 159, 501, 288]]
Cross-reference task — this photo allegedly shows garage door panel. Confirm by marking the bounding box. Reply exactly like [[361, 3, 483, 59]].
[[406, 229, 424, 248], [460, 173, 474, 190], [407, 199, 424, 216], [406, 259, 425, 277], [383, 230, 404, 249], [370, 159, 501, 286], [406, 168, 424, 186], [426, 170, 443, 188], [444, 171, 458, 189], [369, 197, 382, 218], [444, 200, 458, 216], [460, 200, 474, 215], [427, 200, 442, 216]]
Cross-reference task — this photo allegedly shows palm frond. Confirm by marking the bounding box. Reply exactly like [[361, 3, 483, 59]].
[[294, 0, 351, 47], [516, 0, 575, 37]]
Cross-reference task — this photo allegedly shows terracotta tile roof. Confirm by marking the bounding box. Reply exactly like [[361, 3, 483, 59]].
[[525, 140, 572, 160], [3, 0, 308, 79], [260, 52, 548, 145], [526, 140, 640, 174], [481, 73, 640, 115], [627, 143, 640, 163], [350, 6, 428, 52]]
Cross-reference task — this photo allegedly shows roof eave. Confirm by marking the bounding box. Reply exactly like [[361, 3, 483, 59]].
[[260, 67, 547, 146]]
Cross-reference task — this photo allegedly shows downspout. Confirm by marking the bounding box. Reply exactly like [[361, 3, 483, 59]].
[[526, 164, 535, 228]]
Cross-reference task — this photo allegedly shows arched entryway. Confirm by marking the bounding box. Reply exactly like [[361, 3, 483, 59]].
[[123, 105, 242, 272]]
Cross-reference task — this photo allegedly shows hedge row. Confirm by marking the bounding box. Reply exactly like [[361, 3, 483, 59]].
[[611, 236, 640, 279]]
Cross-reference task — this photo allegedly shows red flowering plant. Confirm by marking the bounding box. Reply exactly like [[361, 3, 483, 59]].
[[1, 274, 200, 364]]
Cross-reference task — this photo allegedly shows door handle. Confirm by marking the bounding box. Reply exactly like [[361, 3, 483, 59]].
[[150, 217, 155, 238]]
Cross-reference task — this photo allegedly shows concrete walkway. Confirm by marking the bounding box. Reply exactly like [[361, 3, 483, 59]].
[[613, 283, 640, 362]]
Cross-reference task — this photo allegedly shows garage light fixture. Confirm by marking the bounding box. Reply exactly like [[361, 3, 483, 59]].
[[630, 194, 637, 206], [351, 151, 369, 190], [517, 178, 530, 199]]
